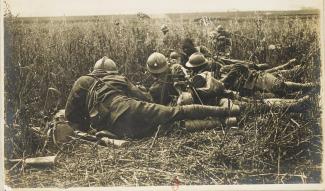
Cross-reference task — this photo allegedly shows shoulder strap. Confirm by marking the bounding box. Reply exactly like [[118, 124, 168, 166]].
[[86, 74, 123, 93], [85, 74, 124, 110]]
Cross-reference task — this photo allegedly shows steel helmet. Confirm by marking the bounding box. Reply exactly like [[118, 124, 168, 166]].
[[209, 31, 218, 38], [161, 24, 169, 33], [146, 52, 169, 74], [94, 56, 117, 72], [185, 52, 208, 68], [170, 51, 180, 59], [216, 25, 224, 32]]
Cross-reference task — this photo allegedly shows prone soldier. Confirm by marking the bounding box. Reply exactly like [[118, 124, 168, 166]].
[[185, 52, 315, 97], [65, 56, 240, 139]]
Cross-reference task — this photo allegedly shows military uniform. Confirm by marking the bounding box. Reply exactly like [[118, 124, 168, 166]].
[[149, 64, 187, 105], [181, 46, 212, 66], [210, 30, 232, 57], [149, 75, 179, 105], [65, 70, 239, 139], [221, 63, 314, 97]]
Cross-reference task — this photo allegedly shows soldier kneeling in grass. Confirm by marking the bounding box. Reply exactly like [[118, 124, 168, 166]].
[[64, 56, 240, 139]]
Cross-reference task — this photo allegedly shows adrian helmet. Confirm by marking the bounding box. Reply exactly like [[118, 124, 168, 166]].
[[216, 25, 224, 32], [146, 52, 169, 74], [169, 51, 180, 59], [94, 56, 117, 72], [161, 24, 169, 33], [185, 52, 208, 68]]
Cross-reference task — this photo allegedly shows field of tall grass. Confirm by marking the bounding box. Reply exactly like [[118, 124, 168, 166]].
[[4, 12, 322, 186]]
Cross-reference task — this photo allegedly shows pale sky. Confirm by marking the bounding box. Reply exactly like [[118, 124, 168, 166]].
[[5, 0, 324, 17]]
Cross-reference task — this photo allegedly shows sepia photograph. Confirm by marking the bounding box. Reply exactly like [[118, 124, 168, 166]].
[[1, 0, 324, 190]]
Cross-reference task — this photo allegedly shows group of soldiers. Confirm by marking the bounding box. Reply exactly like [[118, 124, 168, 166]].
[[64, 24, 317, 139]]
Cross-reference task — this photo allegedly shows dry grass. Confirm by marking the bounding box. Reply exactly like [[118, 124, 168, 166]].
[[5, 106, 321, 187], [4, 12, 322, 187]]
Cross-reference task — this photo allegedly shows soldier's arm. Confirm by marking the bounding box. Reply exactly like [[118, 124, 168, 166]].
[[65, 78, 91, 132], [171, 64, 189, 79], [126, 78, 153, 102]]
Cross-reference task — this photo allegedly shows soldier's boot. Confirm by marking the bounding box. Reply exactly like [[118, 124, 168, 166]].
[[178, 104, 240, 120], [263, 95, 310, 113], [240, 96, 310, 113], [284, 82, 317, 93], [181, 119, 222, 132], [224, 117, 238, 127]]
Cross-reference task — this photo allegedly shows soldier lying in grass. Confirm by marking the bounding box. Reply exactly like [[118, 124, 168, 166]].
[[186, 52, 316, 98], [179, 37, 272, 79], [65, 56, 240, 139], [146, 52, 312, 126], [179, 37, 307, 83]]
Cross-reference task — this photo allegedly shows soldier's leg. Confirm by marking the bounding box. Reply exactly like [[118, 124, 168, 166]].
[[263, 96, 310, 112], [181, 119, 222, 132], [255, 63, 272, 70], [283, 81, 316, 93], [213, 98, 238, 127], [255, 72, 316, 96], [264, 58, 297, 73], [239, 96, 310, 113], [254, 72, 281, 93], [178, 104, 241, 120], [271, 65, 301, 76], [111, 99, 240, 138]]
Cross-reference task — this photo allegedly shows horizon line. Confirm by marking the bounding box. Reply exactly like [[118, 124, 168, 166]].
[[8, 8, 320, 18]]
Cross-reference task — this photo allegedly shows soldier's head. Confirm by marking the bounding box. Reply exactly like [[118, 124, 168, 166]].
[[169, 51, 181, 65], [93, 56, 118, 73], [181, 38, 197, 56], [216, 25, 224, 33], [185, 52, 208, 71], [161, 24, 169, 35], [146, 52, 170, 78]]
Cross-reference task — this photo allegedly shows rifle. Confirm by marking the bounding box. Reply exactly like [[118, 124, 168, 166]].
[[218, 57, 253, 65], [72, 130, 129, 147]]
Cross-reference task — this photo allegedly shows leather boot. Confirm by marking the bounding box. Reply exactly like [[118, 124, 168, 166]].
[[276, 96, 309, 113], [263, 95, 310, 113], [284, 82, 316, 93]]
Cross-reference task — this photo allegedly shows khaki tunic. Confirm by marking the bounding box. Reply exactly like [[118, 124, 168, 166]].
[[65, 71, 182, 138]]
